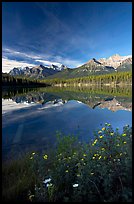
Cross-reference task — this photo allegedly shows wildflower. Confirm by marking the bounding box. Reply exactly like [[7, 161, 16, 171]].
[[83, 154, 87, 157], [104, 156, 106, 159], [32, 152, 36, 155], [110, 133, 114, 136], [105, 123, 108, 125], [98, 131, 102, 134], [43, 154, 48, 160], [73, 184, 79, 187], [122, 133, 126, 137], [101, 148, 105, 151], [74, 152, 76, 155], [68, 157, 71, 159], [65, 170, 69, 173], [123, 141, 127, 144], [99, 136, 103, 139], [102, 127, 105, 131], [92, 143, 95, 146], [98, 156, 102, 160], [30, 157, 33, 160], [77, 174, 80, 177], [108, 124, 111, 126], [118, 159, 120, 162], [83, 163, 86, 165], [58, 158, 61, 161], [91, 172, 94, 175], [94, 154, 97, 157], [81, 158, 84, 161], [120, 153, 122, 156], [43, 178, 51, 184], [116, 144, 120, 146], [92, 157, 95, 159], [46, 183, 53, 188]]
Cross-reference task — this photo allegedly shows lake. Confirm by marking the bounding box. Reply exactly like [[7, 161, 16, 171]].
[[2, 86, 132, 161]]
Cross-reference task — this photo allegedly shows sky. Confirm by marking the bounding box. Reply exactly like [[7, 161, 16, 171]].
[[2, 2, 132, 73]]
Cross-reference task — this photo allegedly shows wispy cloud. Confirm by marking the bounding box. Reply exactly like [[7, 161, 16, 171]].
[[2, 47, 84, 72], [2, 58, 36, 73]]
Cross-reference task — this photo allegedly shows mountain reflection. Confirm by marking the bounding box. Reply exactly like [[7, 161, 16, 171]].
[[2, 86, 132, 112]]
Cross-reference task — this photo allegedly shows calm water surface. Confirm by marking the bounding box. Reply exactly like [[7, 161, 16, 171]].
[[2, 86, 132, 160]]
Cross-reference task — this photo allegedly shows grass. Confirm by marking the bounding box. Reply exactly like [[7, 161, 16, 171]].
[[2, 124, 132, 202]]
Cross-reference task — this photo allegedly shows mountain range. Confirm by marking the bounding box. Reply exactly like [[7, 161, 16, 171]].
[[9, 54, 132, 79]]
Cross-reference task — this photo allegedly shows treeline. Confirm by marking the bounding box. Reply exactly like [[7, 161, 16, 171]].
[[43, 71, 132, 86], [2, 73, 50, 87]]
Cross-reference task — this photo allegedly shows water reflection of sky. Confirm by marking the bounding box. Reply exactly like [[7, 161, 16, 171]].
[[2, 97, 132, 160]]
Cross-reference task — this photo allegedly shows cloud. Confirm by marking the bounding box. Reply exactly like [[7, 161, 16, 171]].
[[36, 57, 83, 68], [3, 48, 43, 60], [3, 47, 84, 71], [35, 59, 61, 67], [2, 58, 36, 73]]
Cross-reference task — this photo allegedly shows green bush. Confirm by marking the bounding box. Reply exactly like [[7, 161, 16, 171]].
[[34, 124, 132, 202], [2, 124, 132, 202]]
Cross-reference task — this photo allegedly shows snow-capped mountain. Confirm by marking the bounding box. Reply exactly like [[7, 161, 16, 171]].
[[98, 54, 132, 68], [9, 63, 68, 78]]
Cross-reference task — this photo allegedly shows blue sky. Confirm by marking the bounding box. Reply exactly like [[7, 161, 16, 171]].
[[2, 2, 132, 72]]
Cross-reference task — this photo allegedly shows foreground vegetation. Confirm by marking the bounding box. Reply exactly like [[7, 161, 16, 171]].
[[2, 124, 132, 202]]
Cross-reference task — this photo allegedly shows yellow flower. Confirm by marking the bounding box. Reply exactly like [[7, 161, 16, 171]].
[[68, 157, 71, 159], [90, 172, 94, 175], [92, 157, 95, 159], [98, 156, 102, 159], [120, 153, 122, 156], [77, 174, 80, 177], [30, 157, 33, 160], [81, 158, 84, 161], [43, 154, 48, 160], [98, 131, 102, 134], [94, 154, 97, 157], [124, 141, 127, 144], [101, 148, 105, 151], [99, 136, 103, 139], [32, 152, 36, 155], [122, 134, 126, 137], [110, 133, 114, 136], [102, 127, 105, 131], [92, 143, 95, 146], [116, 144, 120, 146], [83, 154, 87, 157], [65, 170, 69, 173], [108, 124, 111, 126]]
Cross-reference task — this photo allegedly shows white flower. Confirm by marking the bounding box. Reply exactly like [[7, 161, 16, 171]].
[[43, 178, 51, 184], [46, 183, 53, 187], [73, 184, 79, 187]]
